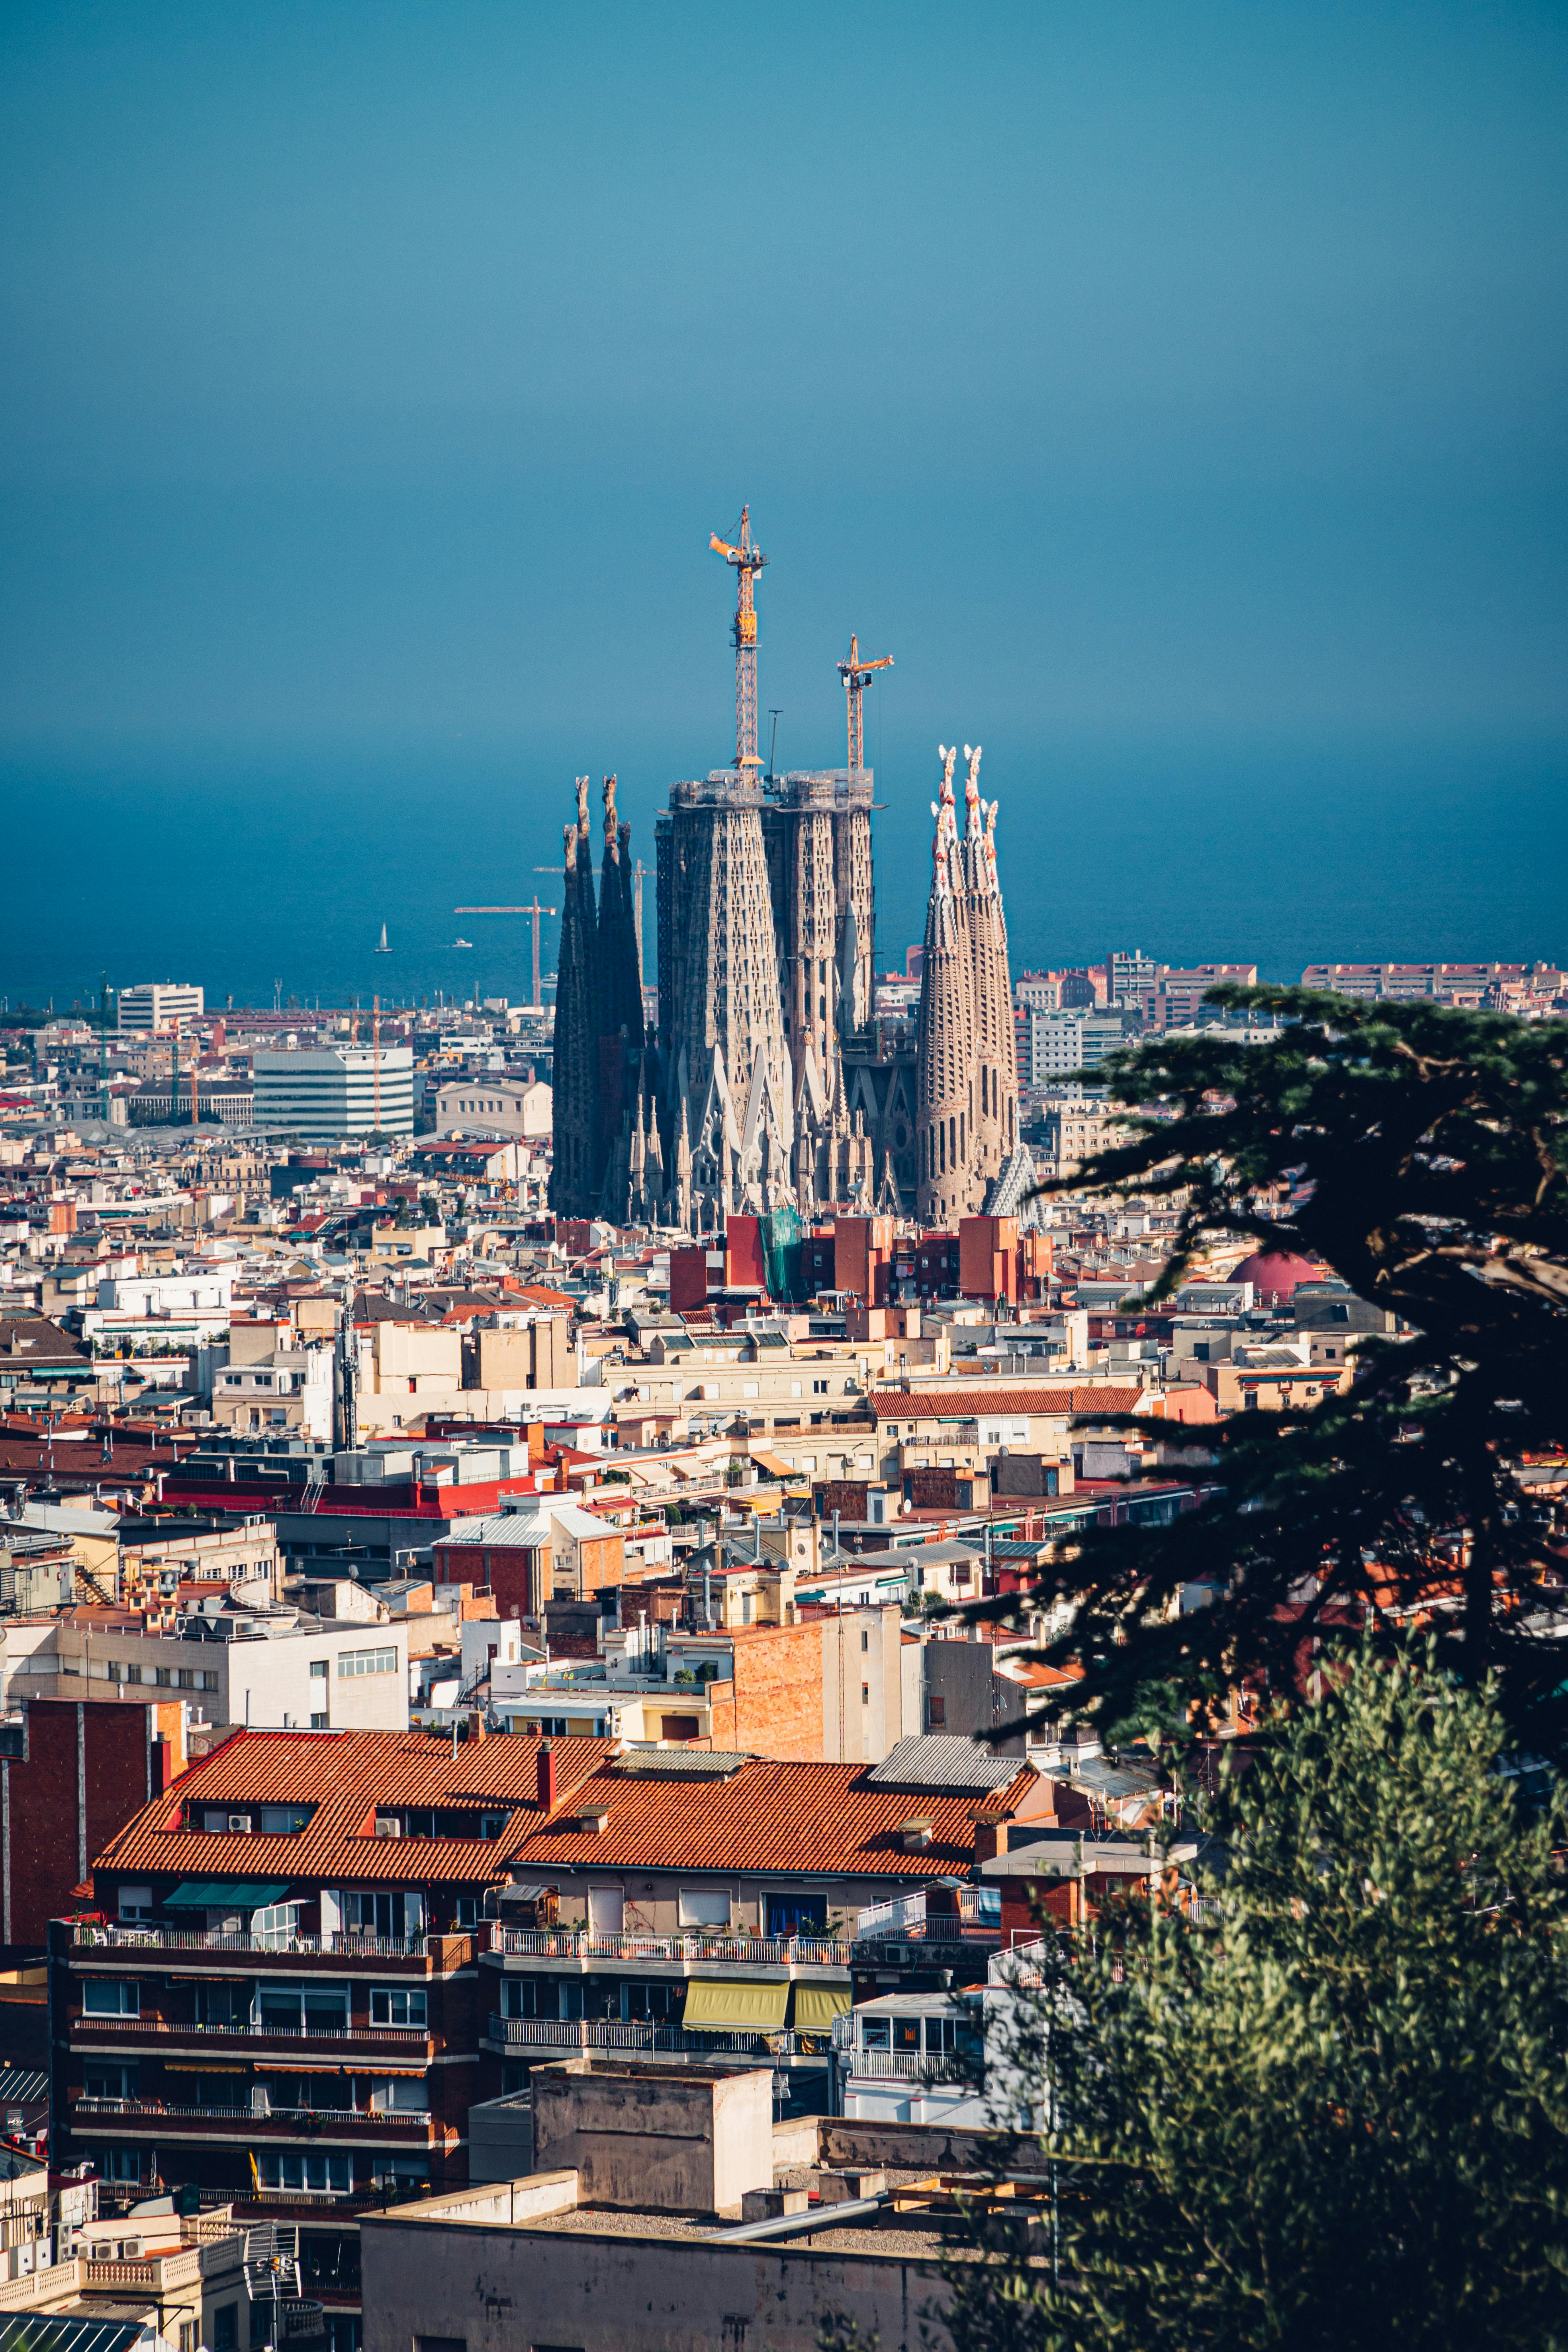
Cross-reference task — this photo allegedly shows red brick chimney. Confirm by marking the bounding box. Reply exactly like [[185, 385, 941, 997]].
[[537, 1739, 558, 1813], [973, 1820, 1010, 1863]]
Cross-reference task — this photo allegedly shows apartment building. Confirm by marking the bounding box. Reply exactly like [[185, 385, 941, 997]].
[[4, 1604, 410, 1733], [54, 1726, 1028, 2334], [116, 984, 205, 1037], [252, 1051, 415, 1141], [476, 1737, 1048, 2115]]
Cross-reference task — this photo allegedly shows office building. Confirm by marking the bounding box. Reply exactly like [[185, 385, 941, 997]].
[[253, 1048, 414, 1139], [115, 983, 204, 1035]]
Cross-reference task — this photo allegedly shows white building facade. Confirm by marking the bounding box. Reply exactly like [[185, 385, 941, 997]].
[[253, 1047, 415, 1139], [116, 982, 205, 1035]]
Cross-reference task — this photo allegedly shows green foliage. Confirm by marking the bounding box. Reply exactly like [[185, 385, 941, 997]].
[[999, 988, 1568, 1756], [950, 1644, 1568, 2352]]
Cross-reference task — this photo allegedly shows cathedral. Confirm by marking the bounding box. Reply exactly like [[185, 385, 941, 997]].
[[548, 523, 1022, 1231]]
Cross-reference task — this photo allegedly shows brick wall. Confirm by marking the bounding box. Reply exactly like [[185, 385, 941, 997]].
[[4, 1698, 180, 1946], [702, 1622, 826, 1761]]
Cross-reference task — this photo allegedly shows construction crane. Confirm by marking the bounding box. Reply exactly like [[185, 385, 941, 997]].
[[709, 505, 768, 769], [455, 902, 557, 1010], [838, 635, 894, 776]]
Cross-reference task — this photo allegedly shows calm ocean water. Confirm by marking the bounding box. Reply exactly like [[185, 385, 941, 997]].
[[4, 734, 1565, 1014]]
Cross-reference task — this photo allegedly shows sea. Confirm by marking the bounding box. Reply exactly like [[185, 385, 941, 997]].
[[4, 733, 1565, 1016]]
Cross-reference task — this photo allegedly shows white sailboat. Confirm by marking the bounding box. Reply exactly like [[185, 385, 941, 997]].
[[375, 924, 391, 953]]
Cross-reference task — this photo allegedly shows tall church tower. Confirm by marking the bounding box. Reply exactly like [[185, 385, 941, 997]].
[[914, 747, 980, 1223], [958, 746, 1019, 1196]]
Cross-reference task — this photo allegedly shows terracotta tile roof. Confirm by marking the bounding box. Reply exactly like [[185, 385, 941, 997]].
[[869, 1385, 1149, 1421], [510, 1755, 1037, 1880], [92, 1727, 616, 1889]]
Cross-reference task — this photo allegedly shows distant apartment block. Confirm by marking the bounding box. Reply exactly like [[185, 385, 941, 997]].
[[1300, 961, 1566, 1008], [115, 981, 204, 1035], [434, 1076, 552, 1140], [253, 1047, 415, 1139], [1021, 1008, 1133, 1083]]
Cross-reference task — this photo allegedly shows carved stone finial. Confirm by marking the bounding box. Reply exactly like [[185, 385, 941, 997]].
[[575, 774, 591, 835], [602, 773, 619, 848]]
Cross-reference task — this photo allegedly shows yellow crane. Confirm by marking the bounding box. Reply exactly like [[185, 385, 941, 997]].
[[838, 634, 894, 775], [710, 505, 768, 769]]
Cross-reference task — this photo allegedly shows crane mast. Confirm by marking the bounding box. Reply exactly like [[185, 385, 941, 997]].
[[838, 634, 894, 775], [709, 505, 769, 769]]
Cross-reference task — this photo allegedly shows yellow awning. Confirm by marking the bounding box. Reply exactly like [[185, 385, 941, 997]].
[[165, 2061, 249, 2073], [682, 1978, 789, 2031], [791, 1982, 850, 2032], [749, 1451, 795, 1479]]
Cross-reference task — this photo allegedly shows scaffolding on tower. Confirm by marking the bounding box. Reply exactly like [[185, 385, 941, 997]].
[[709, 505, 769, 769]]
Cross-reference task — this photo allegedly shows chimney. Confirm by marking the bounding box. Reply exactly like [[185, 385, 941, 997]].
[[973, 1818, 1009, 1863], [538, 1738, 558, 1812]]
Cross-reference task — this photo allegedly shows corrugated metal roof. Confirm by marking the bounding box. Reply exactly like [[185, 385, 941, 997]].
[[94, 1728, 616, 1888], [867, 1737, 1022, 1793]]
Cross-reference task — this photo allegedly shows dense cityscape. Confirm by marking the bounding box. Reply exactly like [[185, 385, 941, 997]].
[[0, 510, 1562, 2346], [5, 4, 1566, 2344]]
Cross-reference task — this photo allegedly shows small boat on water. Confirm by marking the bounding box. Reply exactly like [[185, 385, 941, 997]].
[[453, 937, 474, 949], [374, 924, 392, 953]]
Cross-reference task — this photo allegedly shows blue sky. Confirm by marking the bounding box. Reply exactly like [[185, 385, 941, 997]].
[[2, 2, 1565, 1000]]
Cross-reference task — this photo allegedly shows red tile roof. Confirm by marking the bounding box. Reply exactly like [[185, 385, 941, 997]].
[[510, 1755, 1037, 1879], [92, 1728, 615, 1889], [869, 1385, 1149, 1421]]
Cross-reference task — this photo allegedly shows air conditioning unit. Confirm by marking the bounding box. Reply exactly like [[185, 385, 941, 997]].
[[117, 2239, 143, 2261], [373, 1817, 403, 1839], [228, 1815, 252, 1834]]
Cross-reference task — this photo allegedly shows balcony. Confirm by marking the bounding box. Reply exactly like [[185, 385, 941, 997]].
[[73, 1925, 446, 1967], [484, 2014, 818, 2063], [852, 1888, 997, 1947], [70, 2096, 436, 2139], [487, 1927, 851, 1970], [71, 2015, 434, 2060], [842, 2049, 969, 2084]]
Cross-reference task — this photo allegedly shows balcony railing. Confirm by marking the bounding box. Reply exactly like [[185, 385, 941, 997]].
[[72, 2017, 431, 2051], [853, 1888, 995, 1945], [71, 2097, 433, 2131], [844, 2049, 969, 2084], [488, 1927, 852, 1968], [485, 2013, 800, 2060], [74, 1926, 433, 1962]]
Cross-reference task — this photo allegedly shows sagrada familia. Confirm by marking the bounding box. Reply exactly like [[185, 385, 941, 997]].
[[549, 518, 1026, 1232]]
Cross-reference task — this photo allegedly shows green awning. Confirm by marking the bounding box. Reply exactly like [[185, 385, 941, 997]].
[[164, 1881, 292, 1910], [681, 1978, 789, 2031], [790, 1982, 851, 2032]]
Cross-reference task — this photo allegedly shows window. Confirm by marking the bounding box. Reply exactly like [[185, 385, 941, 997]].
[[370, 1986, 427, 2027], [83, 2060, 137, 2101], [764, 1892, 826, 1938], [259, 1980, 349, 2033], [926, 2015, 961, 2054], [859, 1629, 869, 1653], [177, 1668, 196, 1690], [213, 2308, 238, 2352], [812, 1379, 829, 1395], [343, 1889, 404, 1938], [861, 1683, 869, 1706], [860, 2015, 891, 2050], [678, 1888, 730, 1930], [154, 1668, 172, 1688], [309, 1660, 329, 1681], [83, 1978, 139, 2016], [252, 1902, 304, 1947], [256, 2152, 352, 2193], [926, 1694, 947, 1728], [339, 1648, 398, 1677], [117, 1886, 152, 1922], [416, 2338, 466, 2352], [200, 1671, 219, 1692]]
